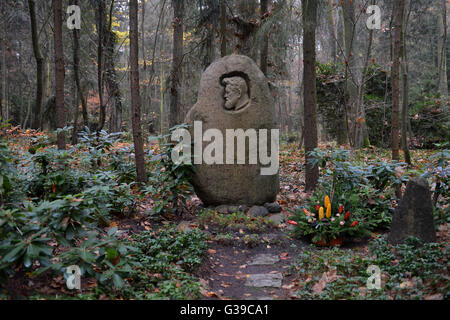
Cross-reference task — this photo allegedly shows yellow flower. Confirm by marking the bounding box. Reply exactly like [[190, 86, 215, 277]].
[[324, 195, 330, 209], [326, 204, 332, 218], [319, 207, 324, 220]]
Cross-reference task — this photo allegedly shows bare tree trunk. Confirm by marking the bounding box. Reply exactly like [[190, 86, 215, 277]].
[[437, 0, 448, 109], [44, 56, 51, 104], [70, 0, 88, 130], [169, 0, 184, 128], [354, 0, 375, 149], [129, 0, 147, 184], [140, 0, 148, 130], [401, 2, 412, 165], [342, 0, 357, 147], [23, 89, 32, 128], [72, 76, 79, 145], [95, 0, 106, 131], [0, 34, 5, 121], [260, 0, 269, 75], [303, 0, 319, 192], [104, 0, 123, 133], [233, 0, 258, 60], [53, 0, 65, 150], [392, 0, 405, 162], [336, 6, 344, 63], [204, 0, 218, 68], [28, 0, 44, 129], [327, 0, 337, 63], [220, 0, 227, 57], [43, 1, 52, 105]]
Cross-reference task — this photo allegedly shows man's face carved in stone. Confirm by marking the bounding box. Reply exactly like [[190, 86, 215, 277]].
[[222, 76, 250, 111]]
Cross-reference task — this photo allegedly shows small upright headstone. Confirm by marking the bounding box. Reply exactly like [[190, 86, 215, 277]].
[[388, 177, 436, 245]]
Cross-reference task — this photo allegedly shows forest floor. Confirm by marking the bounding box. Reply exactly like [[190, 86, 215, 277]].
[[1, 128, 448, 300]]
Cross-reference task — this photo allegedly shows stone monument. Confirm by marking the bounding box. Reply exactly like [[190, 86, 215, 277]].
[[388, 177, 437, 245], [185, 55, 279, 207]]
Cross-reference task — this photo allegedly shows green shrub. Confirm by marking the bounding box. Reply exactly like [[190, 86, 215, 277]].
[[47, 228, 141, 290], [144, 125, 195, 216], [290, 236, 448, 300], [27, 149, 86, 200], [422, 144, 449, 224], [120, 228, 208, 299], [304, 148, 404, 231], [0, 140, 17, 207], [77, 127, 122, 169]]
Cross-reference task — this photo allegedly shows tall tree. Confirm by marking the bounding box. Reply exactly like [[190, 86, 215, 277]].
[[303, 0, 319, 192], [327, 0, 337, 63], [70, 0, 88, 134], [94, 0, 106, 131], [104, 0, 123, 133], [401, 1, 412, 165], [354, 0, 375, 149], [169, 0, 184, 128], [342, 0, 357, 147], [129, 0, 147, 184], [28, 0, 44, 129], [437, 0, 448, 109], [392, 0, 406, 161], [53, 0, 65, 149], [220, 0, 227, 57], [203, 0, 219, 68], [260, 0, 270, 76], [0, 4, 5, 121], [232, 0, 258, 60]]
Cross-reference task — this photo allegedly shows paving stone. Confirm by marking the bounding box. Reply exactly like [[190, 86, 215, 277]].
[[245, 273, 283, 288], [248, 254, 280, 266], [248, 206, 270, 217], [264, 202, 282, 213], [216, 205, 230, 214], [268, 213, 285, 225]]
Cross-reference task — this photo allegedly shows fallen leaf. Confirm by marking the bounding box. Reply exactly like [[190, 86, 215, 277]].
[[282, 283, 295, 290], [312, 268, 338, 295]]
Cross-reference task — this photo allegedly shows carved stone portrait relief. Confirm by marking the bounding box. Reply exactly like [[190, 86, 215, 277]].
[[221, 75, 250, 112]]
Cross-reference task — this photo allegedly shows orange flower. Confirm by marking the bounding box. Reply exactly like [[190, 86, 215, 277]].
[[319, 207, 324, 220], [324, 196, 330, 208], [326, 204, 332, 219], [287, 220, 298, 226], [303, 208, 311, 216], [350, 221, 358, 227]]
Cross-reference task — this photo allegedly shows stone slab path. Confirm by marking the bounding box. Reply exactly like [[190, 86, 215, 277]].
[[245, 273, 283, 288], [195, 229, 307, 300]]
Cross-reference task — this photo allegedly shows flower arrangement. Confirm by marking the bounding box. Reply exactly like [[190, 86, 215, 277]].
[[291, 194, 369, 246]]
